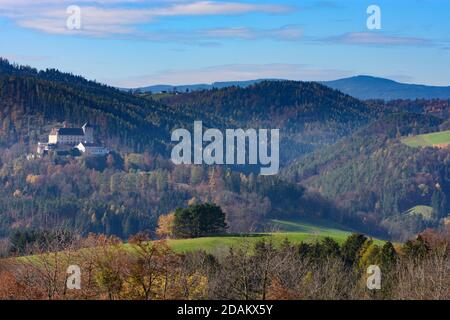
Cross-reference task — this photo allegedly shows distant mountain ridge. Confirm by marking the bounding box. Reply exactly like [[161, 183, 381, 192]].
[[321, 75, 450, 100], [126, 79, 280, 93], [131, 75, 450, 100]]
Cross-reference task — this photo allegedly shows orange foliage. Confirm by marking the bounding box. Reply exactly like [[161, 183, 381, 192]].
[[156, 213, 175, 239]]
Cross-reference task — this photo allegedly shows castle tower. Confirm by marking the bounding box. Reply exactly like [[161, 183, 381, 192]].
[[82, 122, 94, 143]]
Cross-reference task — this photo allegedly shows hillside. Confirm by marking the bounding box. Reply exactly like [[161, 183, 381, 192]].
[[0, 59, 381, 165], [160, 80, 379, 164], [0, 58, 200, 155], [283, 113, 450, 240], [322, 75, 450, 100]]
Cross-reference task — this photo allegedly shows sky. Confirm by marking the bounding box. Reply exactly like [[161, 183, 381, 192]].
[[0, 0, 449, 88]]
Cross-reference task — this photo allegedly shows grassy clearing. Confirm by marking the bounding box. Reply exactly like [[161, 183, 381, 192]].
[[401, 130, 450, 148], [403, 205, 434, 221], [154, 217, 383, 253], [165, 233, 331, 254]]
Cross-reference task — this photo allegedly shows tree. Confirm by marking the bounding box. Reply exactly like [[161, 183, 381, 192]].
[[125, 235, 180, 300], [431, 188, 447, 219], [156, 213, 175, 239], [403, 235, 429, 259], [358, 243, 381, 270], [173, 203, 227, 238], [318, 237, 341, 259], [341, 233, 368, 266], [380, 241, 397, 269]]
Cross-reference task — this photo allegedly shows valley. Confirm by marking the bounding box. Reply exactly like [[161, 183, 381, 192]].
[[0, 58, 449, 250], [1, 0, 449, 302]]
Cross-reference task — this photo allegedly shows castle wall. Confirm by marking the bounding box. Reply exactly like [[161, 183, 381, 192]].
[[83, 127, 94, 143], [49, 134, 58, 144]]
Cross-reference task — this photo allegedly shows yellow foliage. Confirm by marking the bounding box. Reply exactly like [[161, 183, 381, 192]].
[[358, 243, 381, 270], [156, 212, 175, 239], [26, 174, 43, 185]]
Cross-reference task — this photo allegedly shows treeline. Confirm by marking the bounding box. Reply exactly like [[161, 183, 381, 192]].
[[365, 99, 450, 120], [1, 227, 449, 300]]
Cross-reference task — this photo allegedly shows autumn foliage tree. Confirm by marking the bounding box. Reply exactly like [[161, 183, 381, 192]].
[[156, 213, 175, 239]]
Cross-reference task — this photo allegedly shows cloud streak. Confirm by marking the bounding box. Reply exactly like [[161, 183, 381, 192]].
[[199, 25, 302, 41], [0, 1, 295, 38], [324, 32, 433, 47]]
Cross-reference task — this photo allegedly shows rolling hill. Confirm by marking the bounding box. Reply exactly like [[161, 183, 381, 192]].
[[322, 75, 450, 100], [160, 80, 379, 164]]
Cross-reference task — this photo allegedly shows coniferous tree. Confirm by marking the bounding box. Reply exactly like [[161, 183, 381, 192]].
[[173, 203, 227, 238], [380, 241, 398, 270]]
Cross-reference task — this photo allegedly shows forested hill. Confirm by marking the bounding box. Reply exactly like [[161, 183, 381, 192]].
[[283, 112, 450, 240], [1, 59, 380, 164], [322, 75, 450, 100], [0, 58, 200, 155], [161, 80, 374, 123], [160, 80, 379, 163]]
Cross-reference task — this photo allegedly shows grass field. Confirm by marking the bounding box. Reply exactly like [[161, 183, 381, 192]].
[[403, 205, 434, 221], [11, 218, 385, 263], [401, 130, 450, 148], [154, 217, 384, 253]]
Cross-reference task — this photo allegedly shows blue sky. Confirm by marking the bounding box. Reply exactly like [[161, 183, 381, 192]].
[[0, 0, 449, 88]]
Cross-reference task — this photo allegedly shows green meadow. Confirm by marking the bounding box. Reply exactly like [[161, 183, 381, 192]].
[[11, 218, 386, 264], [403, 205, 434, 221], [157, 217, 384, 253], [401, 130, 450, 148]]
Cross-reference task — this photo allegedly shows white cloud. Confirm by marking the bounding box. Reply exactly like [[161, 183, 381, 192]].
[[0, 1, 294, 37], [149, 1, 290, 16]]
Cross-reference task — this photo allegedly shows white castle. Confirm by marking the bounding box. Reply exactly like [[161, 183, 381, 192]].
[[37, 122, 109, 156], [49, 122, 94, 145]]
